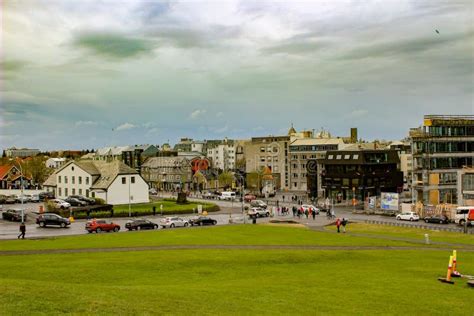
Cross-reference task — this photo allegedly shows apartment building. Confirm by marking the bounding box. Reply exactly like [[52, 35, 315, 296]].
[[4, 147, 40, 158]]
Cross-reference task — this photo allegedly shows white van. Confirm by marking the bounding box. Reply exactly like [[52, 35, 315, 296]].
[[219, 191, 236, 201], [454, 206, 474, 225]]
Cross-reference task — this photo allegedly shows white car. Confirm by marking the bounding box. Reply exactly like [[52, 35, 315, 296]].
[[396, 212, 419, 221], [248, 207, 270, 218], [301, 204, 320, 214], [51, 199, 71, 209], [160, 217, 189, 228]]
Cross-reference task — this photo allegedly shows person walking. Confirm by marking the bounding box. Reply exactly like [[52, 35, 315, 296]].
[[292, 206, 296, 217], [304, 208, 309, 219], [342, 218, 347, 233], [312, 209, 316, 220], [18, 222, 26, 239], [336, 218, 341, 233]]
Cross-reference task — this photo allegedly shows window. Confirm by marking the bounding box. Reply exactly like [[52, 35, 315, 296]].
[[58, 188, 62, 196], [65, 188, 68, 196], [72, 188, 75, 195], [353, 155, 359, 159], [336, 155, 342, 159], [58, 176, 61, 183], [122, 177, 126, 184], [79, 176, 82, 185], [64, 176, 68, 184], [344, 155, 351, 159], [79, 189, 82, 195], [328, 155, 334, 159], [72, 176, 75, 184], [86, 189, 89, 197], [86, 177, 89, 185], [260, 147, 265, 153], [91, 192, 95, 198], [342, 178, 350, 186], [131, 176, 135, 184]]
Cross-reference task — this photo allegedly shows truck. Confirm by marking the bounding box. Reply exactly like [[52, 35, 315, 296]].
[[454, 206, 474, 226]]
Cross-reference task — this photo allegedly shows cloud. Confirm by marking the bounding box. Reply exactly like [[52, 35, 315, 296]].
[[349, 109, 369, 118], [73, 31, 155, 59], [75, 120, 98, 127], [114, 122, 136, 131], [216, 112, 224, 118], [190, 109, 207, 119], [214, 125, 229, 134], [146, 127, 160, 135]]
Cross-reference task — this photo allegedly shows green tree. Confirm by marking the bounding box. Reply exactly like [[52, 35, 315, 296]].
[[218, 171, 234, 189], [246, 167, 265, 194], [21, 156, 50, 186]]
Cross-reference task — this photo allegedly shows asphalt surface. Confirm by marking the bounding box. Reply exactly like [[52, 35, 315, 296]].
[[0, 198, 470, 240]]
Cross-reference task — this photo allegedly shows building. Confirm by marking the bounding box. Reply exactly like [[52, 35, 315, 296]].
[[0, 164, 32, 189], [4, 147, 40, 158], [289, 137, 344, 195], [206, 138, 236, 171], [410, 115, 474, 205], [244, 134, 290, 191], [46, 158, 67, 169], [386, 141, 413, 191], [457, 167, 474, 206], [47, 160, 149, 205], [174, 138, 194, 152], [141, 156, 193, 191], [320, 150, 404, 202]]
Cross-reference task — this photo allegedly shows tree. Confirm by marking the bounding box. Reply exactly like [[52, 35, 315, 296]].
[[218, 171, 234, 190], [235, 157, 246, 171], [2, 150, 6, 158], [246, 167, 265, 194], [21, 156, 50, 186]]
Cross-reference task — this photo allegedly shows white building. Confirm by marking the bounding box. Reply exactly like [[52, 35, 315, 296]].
[[207, 141, 236, 171], [44, 160, 149, 205], [5, 147, 40, 158], [46, 158, 67, 169]]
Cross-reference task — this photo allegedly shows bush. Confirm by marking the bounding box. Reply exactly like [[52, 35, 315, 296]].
[[94, 198, 105, 205]]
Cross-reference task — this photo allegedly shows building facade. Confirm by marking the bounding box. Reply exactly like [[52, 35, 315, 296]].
[[320, 150, 404, 202], [206, 139, 236, 171], [141, 156, 193, 191], [411, 115, 474, 205], [5, 147, 40, 158], [457, 167, 474, 206]]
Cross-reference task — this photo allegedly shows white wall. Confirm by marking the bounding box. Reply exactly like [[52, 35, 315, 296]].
[[56, 163, 94, 199], [105, 174, 149, 205], [0, 189, 44, 195]]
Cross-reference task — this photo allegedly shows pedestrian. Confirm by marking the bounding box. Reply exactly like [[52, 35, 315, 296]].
[[312, 209, 316, 220], [342, 218, 347, 233], [18, 222, 26, 239], [336, 218, 341, 233], [304, 208, 309, 219], [282, 195, 285, 202], [292, 206, 297, 217]]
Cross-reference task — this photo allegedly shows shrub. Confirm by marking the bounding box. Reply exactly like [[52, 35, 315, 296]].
[[94, 198, 105, 205]]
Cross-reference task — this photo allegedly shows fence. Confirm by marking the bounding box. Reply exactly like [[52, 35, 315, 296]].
[[364, 219, 473, 234]]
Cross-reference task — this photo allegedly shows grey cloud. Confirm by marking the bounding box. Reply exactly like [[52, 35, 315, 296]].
[[73, 32, 156, 59]]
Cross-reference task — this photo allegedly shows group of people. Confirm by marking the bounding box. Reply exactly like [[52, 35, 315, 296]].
[[291, 206, 317, 220], [335, 218, 348, 233]]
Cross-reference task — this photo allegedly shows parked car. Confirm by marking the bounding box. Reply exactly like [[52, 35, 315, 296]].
[[396, 212, 420, 221], [30, 194, 40, 203], [202, 192, 217, 199], [160, 217, 189, 228], [5, 195, 17, 204], [50, 199, 71, 209], [85, 219, 120, 233], [0, 195, 6, 204], [64, 197, 88, 207], [2, 209, 26, 222], [189, 216, 217, 226], [424, 215, 449, 224], [454, 207, 474, 226], [244, 194, 256, 203], [39, 191, 55, 201], [36, 213, 70, 228], [219, 191, 236, 201], [301, 204, 320, 215], [125, 219, 159, 231], [149, 188, 158, 195], [69, 195, 95, 205], [250, 200, 267, 209], [248, 207, 270, 218], [15, 194, 30, 203]]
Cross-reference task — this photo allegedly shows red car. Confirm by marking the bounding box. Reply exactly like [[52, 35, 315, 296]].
[[85, 219, 120, 233], [244, 194, 256, 202]]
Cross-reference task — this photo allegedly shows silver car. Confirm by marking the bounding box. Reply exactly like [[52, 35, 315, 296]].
[[160, 217, 189, 228]]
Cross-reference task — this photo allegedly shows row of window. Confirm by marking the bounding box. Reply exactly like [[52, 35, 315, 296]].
[[426, 126, 474, 137], [121, 176, 136, 184], [413, 141, 474, 154], [58, 175, 90, 185], [323, 177, 394, 187], [58, 187, 90, 197], [289, 145, 338, 152], [328, 154, 360, 160]]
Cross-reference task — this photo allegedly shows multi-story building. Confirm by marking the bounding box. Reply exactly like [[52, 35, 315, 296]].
[[45, 158, 67, 169], [4, 147, 40, 158], [206, 138, 236, 171], [410, 115, 474, 205], [457, 167, 474, 206], [386, 142, 413, 191], [320, 150, 404, 202], [44, 160, 149, 205], [288, 138, 344, 195], [141, 156, 193, 191]]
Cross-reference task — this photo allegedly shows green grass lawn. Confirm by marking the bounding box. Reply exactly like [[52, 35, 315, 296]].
[[113, 200, 219, 216], [1, 225, 474, 315], [326, 223, 474, 246]]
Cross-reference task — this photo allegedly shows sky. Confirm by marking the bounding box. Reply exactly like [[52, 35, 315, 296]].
[[1, 0, 473, 150]]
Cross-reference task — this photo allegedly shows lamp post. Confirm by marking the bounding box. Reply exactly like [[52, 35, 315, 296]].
[[15, 162, 26, 223], [128, 175, 131, 217]]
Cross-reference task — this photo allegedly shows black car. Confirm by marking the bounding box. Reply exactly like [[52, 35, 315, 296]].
[[125, 219, 159, 231], [64, 197, 88, 207], [189, 216, 217, 226], [424, 215, 449, 224], [36, 213, 70, 228], [39, 191, 55, 201], [0, 195, 7, 204], [5, 195, 17, 204], [2, 209, 27, 222], [69, 195, 95, 205]]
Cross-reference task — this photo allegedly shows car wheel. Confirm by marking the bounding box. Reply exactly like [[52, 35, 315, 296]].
[[425, 219, 429, 223], [137, 226, 141, 231], [154, 225, 158, 229], [212, 220, 217, 225], [410, 218, 414, 222], [60, 222, 66, 228], [396, 217, 400, 221], [113, 227, 119, 232], [39, 222, 46, 227], [60, 206, 65, 210], [266, 213, 269, 217], [184, 222, 189, 227], [459, 219, 466, 226], [440, 220, 443, 224], [96, 228, 102, 233], [170, 223, 175, 228]]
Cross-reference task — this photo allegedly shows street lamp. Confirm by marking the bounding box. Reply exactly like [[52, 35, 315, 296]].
[[128, 175, 131, 217]]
